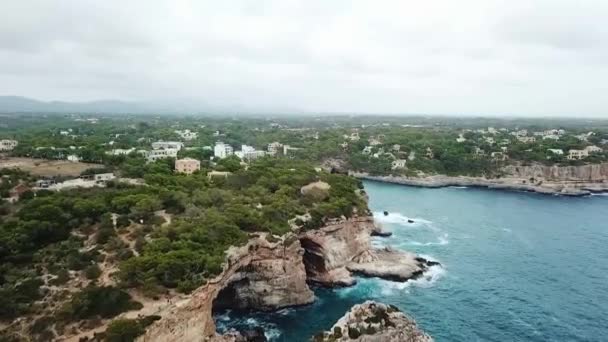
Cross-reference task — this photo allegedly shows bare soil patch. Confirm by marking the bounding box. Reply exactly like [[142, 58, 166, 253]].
[[0, 157, 104, 177]]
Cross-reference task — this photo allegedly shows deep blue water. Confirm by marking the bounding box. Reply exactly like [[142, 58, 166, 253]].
[[216, 182, 608, 341]]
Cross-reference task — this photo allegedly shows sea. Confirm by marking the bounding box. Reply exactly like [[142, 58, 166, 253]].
[[215, 181, 608, 341]]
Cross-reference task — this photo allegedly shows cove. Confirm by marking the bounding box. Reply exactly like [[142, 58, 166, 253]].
[[215, 181, 608, 341]]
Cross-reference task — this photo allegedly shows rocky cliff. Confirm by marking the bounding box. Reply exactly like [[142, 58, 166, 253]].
[[313, 301, 433, 342], [299, 216, 374, 286], [503, 163, 608, 182], [299, 216, 433, 286], [352, 162, 608, 196], [138, 233, 313, 342]]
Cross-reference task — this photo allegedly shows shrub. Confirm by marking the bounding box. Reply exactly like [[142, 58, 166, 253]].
[[84, 264, 102, 280], [348, 326, 361, 339], [49, 269, 70, 286], [104, 319, 145, 342], [60, 286, 142, 320], [104, 315, 161, 342]]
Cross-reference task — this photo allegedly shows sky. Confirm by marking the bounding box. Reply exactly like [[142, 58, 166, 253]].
[[1, 0, 607, 117]]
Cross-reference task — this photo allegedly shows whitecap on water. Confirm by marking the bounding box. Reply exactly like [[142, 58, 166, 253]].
[[402, 233, 449, 246], [373, 212, 433, 226]]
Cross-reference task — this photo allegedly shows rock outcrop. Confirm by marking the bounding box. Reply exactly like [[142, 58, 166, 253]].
[[347, 247, 431, 282], [138, 233, 313, 342], [299, 216, 430, 286], [313, 301, 433, 342]]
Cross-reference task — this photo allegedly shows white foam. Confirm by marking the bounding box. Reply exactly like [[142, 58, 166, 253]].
[[373, 212, 433, 226], [377, 266, 446, 294], [408, 265, 446, 288], [215, 311, 231, 322], [245, 318, 259, 325], [275, 308, 294, 316], [591, 192, 608, 197], [403, 233, 449, 246], [450, 186, 468, 189], [264, 327, 282, 340]]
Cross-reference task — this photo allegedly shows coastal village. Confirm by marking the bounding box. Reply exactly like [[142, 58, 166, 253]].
[[0, 114, 607, 342], [1, 115, 607, 203]]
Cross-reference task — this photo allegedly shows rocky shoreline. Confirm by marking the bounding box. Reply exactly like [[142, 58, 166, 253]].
[[313, 301, 433, 342], [137, 215, 437, 342], [351, 172, 608, 197]]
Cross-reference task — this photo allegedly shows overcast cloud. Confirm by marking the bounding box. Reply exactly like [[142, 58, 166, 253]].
[[1, 0, 607, 116]]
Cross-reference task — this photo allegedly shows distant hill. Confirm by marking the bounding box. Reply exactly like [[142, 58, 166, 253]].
[[0, 96, 302, 115], [0, 96, 147, 114]]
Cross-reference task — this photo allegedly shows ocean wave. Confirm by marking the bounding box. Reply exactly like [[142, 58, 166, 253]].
[[409, 264, 446, 288], [403, 233, 449, 246], [378, 266, 446, 295]]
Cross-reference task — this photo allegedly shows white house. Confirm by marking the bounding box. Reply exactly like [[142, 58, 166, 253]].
[[235, 145, 266, 160], [543, 135, 560, 141], [175, 130, 198, 141], [368, 138, 382, 146], [517, 136, 536, 143], [0, 139, 18, 151], [152, 141, 183, 150], [214, 142, 234, 159], [94, 173, 115, 182], [106, 148, 135, 156], [267, 142, 283, 155], [567, 149, 588, 160], [146, 148, 179, 162], [67, 154, 80, 162], [391, 159, 407, 170], [548, 149, 564, 155], [585, 145, 603, 153]]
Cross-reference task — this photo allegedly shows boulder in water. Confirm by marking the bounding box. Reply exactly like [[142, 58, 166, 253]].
[[408, 219, 415, 223], [383, 211, 389, 216]]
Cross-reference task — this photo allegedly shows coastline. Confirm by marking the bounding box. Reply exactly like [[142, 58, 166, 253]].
[[350, 172, 608, 197]]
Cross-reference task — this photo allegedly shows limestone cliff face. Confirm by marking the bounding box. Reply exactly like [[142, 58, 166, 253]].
[[504, 163, 608, 182], [314, 301, 433, 342], [213, 235, 314, 311], [298, 216, 431, 286], [299, 216, 375, 286], [137, 234, 313, 342]]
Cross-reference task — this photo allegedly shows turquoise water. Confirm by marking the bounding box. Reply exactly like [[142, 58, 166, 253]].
[[216, 181, 608, 341]]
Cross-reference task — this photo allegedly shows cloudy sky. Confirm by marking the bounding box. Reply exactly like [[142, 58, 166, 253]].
[[1, 0, 607, 116]]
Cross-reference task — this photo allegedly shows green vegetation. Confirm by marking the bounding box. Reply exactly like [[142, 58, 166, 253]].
[[59, 286, 142, 320], [1, 113, 608, 340], [104, 315, 160, 342]]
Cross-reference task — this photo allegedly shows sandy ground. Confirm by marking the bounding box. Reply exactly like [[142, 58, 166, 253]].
[[0, 157, 104, 177]]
